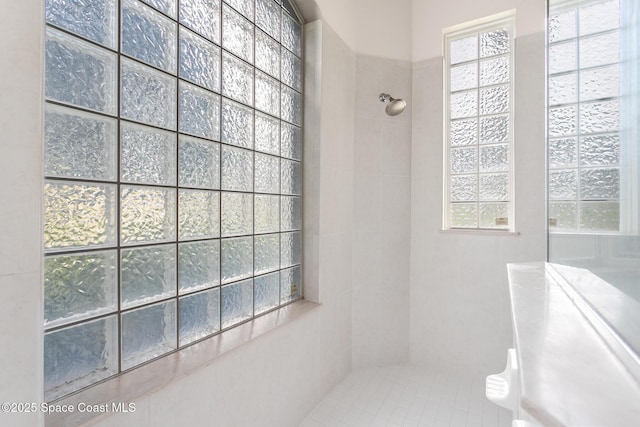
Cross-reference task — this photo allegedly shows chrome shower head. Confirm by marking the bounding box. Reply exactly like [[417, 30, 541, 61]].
[[379, 93, 406, 116]]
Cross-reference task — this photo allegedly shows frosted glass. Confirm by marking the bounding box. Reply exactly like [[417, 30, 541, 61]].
[[45, 104, 117, 181], [450, 63, 478, 92], [450, 90, 477, 119], [479, 115, 509, 145], [256, 29, 281, 78], [450, 35, 477, 65], [549, 105, 577, 137], [221, 279, 253, 328], [281, 85, 302, 125], [549, 138, 578, 168], [450, 203, 477, 228], [281, 122, 301, 160], [281, 196, 302, 231], [579, 0, 620, 36], [179, 82, 221, 140], [549, 73, 577, 106], [225, 0, 254, 21], [282, 0, 298, 17], [479, 173, 509, 201], [580, 135, 620, 166], [479, 202, 509, 228], [450, 147, 477, 174], [121, 300, 176, 370], [480, 28, 510, 58], [222, 5, 254, 63], [256, 0, 280, 41], [549, 10, 576, 43], [180, 0, 221, 44], [178, 240, 220, 293], [580, 168, 620, 199], [179, 135, 220, 189], [579, 31, 620, 69], [256, 72, 281, 117], [222, 99, 254, 148], [549, 202, 577, 230], [479, 144, 508, 172], [255, 234, 279, 274], [44, 251, 117, 328], [480, 85, 509, 115], [450, 119, 478, 146], [255, 195, 280, 233], [580, 201, 619, 231], [255, 154, 280, 193], [549, 170, 578, 200], [281, 159, 301, 195], [121, 122, 176, 185], [121, 244, 176, 309], [579, 65, 619, 102], [179, 190, 220, 240], [221, 237, 253, 283], [580, 100, 619, 134], [44, 181, 117, 251], [121, 58, 176, 129], [254, 272, 280, 314], [179, 28, 221, 93], [480, 56, 509, 86], [221, 192, 253, 236], [256, 113, 281, 155], [450, 175, 477, 202], [46, 27, 117, 114], [46, 0, 117, 48], [222, 52, 254, 105], [280, 231, 301, 268], [280, 265, 301, 304], [179, 288, 220, 346], [140, 0, 176, 17], [122, 0, 176, 73], [221, 146, 254, 191], [549, 41, 577, 74], [282, 12, 302, 57], [44, 316, 118, 402], [281, 49, 302, 91], [121, 185, 176, 245]]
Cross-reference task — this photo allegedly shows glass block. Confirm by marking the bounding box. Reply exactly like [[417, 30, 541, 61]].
[[450, 119, 478, 146], [549, 41, 577, 74], [46, 0, 117, 48], [221, 146, 254, 191], [255, 195, 280, 233], [282, 12, 302, 57], [549, 10, 576, 43], [449, 35, 477, 65], [549, 105, 577, 137], [280, 265, 301, 304], [579, 0, 620, 37], [44, 181, 117, 251], [549, 202, 577, 230], [479, 56, 509, 86], [121, 300, 176, 370], [256, 29, 281, 78], [44, 316, 118, 402], [450, 62, 478, 92], [480, 85, 509, 115], [281, 196, 302, 231], [179, 190, 221, 240], [45, 103, 117, 181], [281, 85, 302, 125], [254, 234, 279, 274], [281, 122, 301, 160], [256, 113, 281, 155], [549, 138, 577, 168], [479, 202, 509, 228], [450, 147, 477, 174], [281, 48, 302, 91], [480, 115, 509, 145], [480, 28, 510, 58], [450, 174, 477, 202], [549, 169, 577, 200], [255, 154, 280, 193], [121, 185, 176, 245], [122, 0, 177, 73], [121, 58, 176, 130], [580, 99, 619, 134], [450, 90, 477, 119], [46, 27, 117, 114], [179, 240, 220, 293], [221, 279, 253, 328], [222, 99, 254, 148], [179, 27, 221, 93], [580, 31, 620, 69], [221, 237, 253, 283], [282, 0, 298, 18], [549, 73, 577, 106], [580, 135, 620, 167], [580, 168, 620, 199], [121, 122, 176, 186], [221, 192, 253, 236], [179, 81, 221, 140], [281, 159, 302, 195], [121, 244, 176, 309], [179, 135, 220, 189], [281, 231, 301, 268], [479, 173, 509, 201], [580, 201, 620, 231], [180, 0, 221, 44], [479, 144, 508, 172], [44, 250, 117, 328], [225, 0, 254, 21], [140, 0, 176, 17], [179, 288, 220, 346], [222, 52, 254, 105], [450, 203, 477, 228], [254, 271, 280, 314], [256, 72, 281, 117], [223, 5, 254, 63], [256, 0, 281, 41], [579, 65, 619, 102]]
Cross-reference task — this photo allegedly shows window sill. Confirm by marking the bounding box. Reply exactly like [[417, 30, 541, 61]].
[[45, 299, 320, 427], [439, 228, 520, 236]]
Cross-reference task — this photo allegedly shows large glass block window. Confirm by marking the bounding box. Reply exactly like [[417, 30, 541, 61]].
[[444, 15, 515, 230], [548, 0, 622, 232], [43, 0, 303, 401]]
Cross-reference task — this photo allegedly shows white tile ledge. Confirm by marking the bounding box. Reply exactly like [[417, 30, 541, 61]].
[[45, 299, 320, 427], [440, 228, 520, 236]]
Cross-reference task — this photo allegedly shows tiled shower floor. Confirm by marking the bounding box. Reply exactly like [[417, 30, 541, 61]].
[[299, 364, 512, 427]]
